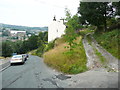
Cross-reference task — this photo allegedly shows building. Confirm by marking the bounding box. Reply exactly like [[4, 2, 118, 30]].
[[48, 16, 66, 42], [10, 30, 26, 41], [10, 31, 26, 36]]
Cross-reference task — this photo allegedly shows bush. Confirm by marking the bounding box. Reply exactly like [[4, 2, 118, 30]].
[[79, 29, 94, 36], [44, 41, 55, 52], [35, 45, 45, 57]]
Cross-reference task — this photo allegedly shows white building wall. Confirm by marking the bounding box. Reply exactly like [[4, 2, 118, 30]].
[[48, 20, 66, 42], [10, 30, 26, 36]]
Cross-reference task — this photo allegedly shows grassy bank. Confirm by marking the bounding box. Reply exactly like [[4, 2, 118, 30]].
[[0, 57, 5, 59], [93, 29, 120, 60], [43, 36, 87, 74]]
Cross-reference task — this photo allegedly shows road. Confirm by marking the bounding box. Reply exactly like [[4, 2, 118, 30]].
[[1, 55, 118, 88], [2, 55, 70, 88]]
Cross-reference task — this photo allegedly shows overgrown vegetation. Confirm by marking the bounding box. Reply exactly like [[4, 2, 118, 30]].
[[78, 1, 120, 60], [43, 8, 87, 74], [79, 29, 94, 36], [44, 36, 87, 74], [44, 41, 55, 52], [43, 2, 119, 74], [93, 29, 120, 60]]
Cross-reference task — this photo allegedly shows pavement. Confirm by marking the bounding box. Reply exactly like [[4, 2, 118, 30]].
[[0, 58, 10, 72], [1, 55, 119, 88]]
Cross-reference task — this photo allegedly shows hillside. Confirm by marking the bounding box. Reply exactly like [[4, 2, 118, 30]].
[[0, 23, 48, 31], [42, 29, 119, 74]]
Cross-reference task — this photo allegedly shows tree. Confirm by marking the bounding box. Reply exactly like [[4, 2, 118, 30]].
[[78, 2, 113, 31], [12, 40, 23, 54], [43, 31, 48, 42], [67, 14, 83, 31], [64, 8, 72, 22], [113, 2, 120, 16], [37, 32, 48, 47], [65, 14, 81, 51], [20, 41, 30, 54], [37, 32, 48, 55], [2, 41, 13, 57], [28, 35, 38, 50]]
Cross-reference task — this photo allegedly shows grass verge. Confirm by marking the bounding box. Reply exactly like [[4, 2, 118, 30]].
[[0, 57, 5, 59], [43, 36, 87, 74], [93, 47, 106, 64]]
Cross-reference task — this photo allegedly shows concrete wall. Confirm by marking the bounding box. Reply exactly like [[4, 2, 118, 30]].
[[48, 20, 66, 42]]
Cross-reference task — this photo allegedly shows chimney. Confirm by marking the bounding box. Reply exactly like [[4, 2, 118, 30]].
[[53, 15, 56, 21]]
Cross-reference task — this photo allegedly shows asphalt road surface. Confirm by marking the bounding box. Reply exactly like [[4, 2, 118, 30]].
[[2, 55, 118, 88], [2, 55, 71, 88]]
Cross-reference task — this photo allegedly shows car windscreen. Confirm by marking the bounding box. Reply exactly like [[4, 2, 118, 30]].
[[12, 55, 22, 58]]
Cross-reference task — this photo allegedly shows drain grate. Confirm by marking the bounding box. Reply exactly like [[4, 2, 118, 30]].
[[55, 74, 71, 80]]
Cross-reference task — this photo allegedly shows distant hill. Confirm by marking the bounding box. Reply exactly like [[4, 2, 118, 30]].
[[0, 23, 48, 31]]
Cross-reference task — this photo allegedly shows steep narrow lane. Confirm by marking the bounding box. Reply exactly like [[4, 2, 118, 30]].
[[66, 34, 119, 88], [2, 55, 70, 88], [82, 35, 102, 70], [90, 35, 119, 72]]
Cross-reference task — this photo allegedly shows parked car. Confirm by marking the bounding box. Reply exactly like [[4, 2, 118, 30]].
[[10, 55, 25, 64], [26, 54, 29, 58], [22, 54, 29, 61], [12, 53, 17, 56]]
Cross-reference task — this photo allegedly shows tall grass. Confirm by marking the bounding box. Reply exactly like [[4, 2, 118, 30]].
[[93, 29, 120, 60], [43, 36, 87, 74]]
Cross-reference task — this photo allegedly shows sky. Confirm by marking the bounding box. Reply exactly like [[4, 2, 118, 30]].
[[0, 0, 80, 27]]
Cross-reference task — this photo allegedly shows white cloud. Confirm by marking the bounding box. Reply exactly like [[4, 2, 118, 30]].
[[0, 0, 80, 27]]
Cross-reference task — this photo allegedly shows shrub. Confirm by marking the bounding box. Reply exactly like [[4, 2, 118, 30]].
[[44, 41, 55, 52], [35, 45, 45, 57]]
